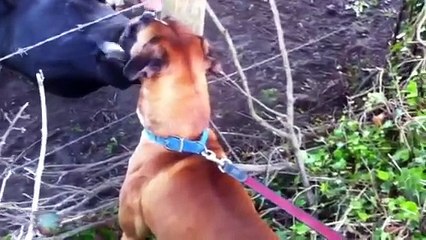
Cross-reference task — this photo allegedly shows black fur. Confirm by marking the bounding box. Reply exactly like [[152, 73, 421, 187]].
[[0, 0, 133, 98]]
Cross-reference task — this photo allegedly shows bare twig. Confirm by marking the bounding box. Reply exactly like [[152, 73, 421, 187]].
[[210, 26, 350, 84], [8, 112, 135, 175], [334, 187, 367, 231], [206, 1, 314, 205], [267, 0, 314, 205], [209, 120, 240, 162], [205, 3, 294, 140], [220, 74, 289, 120], [415, 5, 426, 47], [25, 70, 49, 240], [0, 1, 357, 236], [235, 162, 297, 173], [0, 102, 29, 155], [0, 170, 12, 202], [0, 103, 29, 205]]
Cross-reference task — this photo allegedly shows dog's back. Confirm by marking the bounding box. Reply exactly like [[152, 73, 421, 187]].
[[118, 16, 279, 240]]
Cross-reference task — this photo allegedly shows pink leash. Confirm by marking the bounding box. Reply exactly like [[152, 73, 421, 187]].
[[135, 7, 341, 238], [203, 151, 344, 240], [244, 176, 344, 240], [143, 128, 344, 239]]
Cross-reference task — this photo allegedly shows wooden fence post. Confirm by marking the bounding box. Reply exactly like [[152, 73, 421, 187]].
[[161, 0, 207, 35]]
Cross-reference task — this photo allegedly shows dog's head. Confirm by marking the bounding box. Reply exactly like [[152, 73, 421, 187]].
[[117, 13, 222, 83], [114, 13, 222, 134]]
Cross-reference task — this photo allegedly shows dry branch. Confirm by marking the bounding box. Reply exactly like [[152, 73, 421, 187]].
[[0, 103, 29, 155], [0, 2, 356, 237], [210, 26, 350, 84], [267, 0, 314, 204], [206, 2, 314, 205], [0, 170, 12, 203], [0, 102, 29, 205], [25, 70, 49, 240], [205, 4, 292, 138]]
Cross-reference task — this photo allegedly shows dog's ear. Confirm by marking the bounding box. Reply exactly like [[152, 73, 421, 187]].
[[123, 40, 166, 82], [200, 38, 223, 76]]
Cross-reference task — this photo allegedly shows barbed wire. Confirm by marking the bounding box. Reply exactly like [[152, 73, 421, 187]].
[[0, 23, 350, 177], [0, 1, 148, 63], [214, 25, 351, 83], [0, 1, 358, 238]]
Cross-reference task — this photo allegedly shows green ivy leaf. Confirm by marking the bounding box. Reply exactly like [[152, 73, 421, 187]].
[[392, 148, 410, 162], [382, 120, 394, 129], [260, 88, 279, 105], [400, 200, 419, 217], [406, 80, 418, 98], [320, 182, 329, 194], [405, 80, 418, 106], [294, 198, 306, 207], [275, 230, 288, 240], [331, 158, 347, 170], [376, 170, 391, 181], [350, 199, 363, 209], [357, 211, 370, 222], [291, 223, 310, 235], [390, 41, 403, 53]]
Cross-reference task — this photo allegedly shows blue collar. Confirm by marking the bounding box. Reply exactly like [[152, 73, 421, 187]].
[[142, 128, 210, 154]]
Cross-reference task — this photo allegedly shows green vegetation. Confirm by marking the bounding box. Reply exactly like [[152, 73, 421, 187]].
[[71, 228, 117, 240], [7, 1, 422, 240], [262, 0, 426, 239]]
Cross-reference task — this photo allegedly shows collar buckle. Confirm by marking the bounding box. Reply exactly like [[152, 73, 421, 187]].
[[163, 136, 185, 152], [142, 128, 210, 154]]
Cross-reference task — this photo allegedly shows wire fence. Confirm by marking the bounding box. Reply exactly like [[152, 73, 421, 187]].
[[0, 1, 148, 63], [0, 0, 359, 239]]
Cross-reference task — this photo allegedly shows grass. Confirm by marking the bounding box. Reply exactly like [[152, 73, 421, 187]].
[[1, 1, 424, 239]]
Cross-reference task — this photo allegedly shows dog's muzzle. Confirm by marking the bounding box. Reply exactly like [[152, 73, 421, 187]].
[[119, 10, 157, 53]]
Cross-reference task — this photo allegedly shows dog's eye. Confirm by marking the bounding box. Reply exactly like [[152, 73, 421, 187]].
[[129, 24, 138, 36], [150, 58, 163, 68], [125, 23, 138, 38]]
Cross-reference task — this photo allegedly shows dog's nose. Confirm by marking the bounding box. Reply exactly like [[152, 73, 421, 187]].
[[139, 11, 156, 25]]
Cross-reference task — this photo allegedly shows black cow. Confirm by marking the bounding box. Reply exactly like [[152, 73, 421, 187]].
[[0, 0, 134, 98]]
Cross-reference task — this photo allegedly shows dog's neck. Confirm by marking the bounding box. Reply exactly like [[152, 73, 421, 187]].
[[136, 72, 211, 140]]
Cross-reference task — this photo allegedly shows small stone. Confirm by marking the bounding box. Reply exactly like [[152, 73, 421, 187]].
[[326, 4, 337, 15], [35, 211, 62, 236], [353, 23, 369, 36]]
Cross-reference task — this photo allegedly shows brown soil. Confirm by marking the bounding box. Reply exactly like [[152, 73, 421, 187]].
[[0, 0, 401, 237]]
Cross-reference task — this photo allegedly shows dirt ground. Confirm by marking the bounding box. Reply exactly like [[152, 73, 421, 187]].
[[0, 0, 401, 236]]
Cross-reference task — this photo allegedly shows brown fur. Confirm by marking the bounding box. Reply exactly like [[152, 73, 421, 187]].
[[118, 17, 278, 240]]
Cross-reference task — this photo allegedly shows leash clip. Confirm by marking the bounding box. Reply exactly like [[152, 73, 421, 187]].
[[201, 150, 223, 166], [201, 149, 232, 170], [201, 149, 248, 182], [201, 150, 231, 170]]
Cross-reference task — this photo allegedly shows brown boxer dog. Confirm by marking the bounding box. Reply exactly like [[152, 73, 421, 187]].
[[117, 14, 279, 240]]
